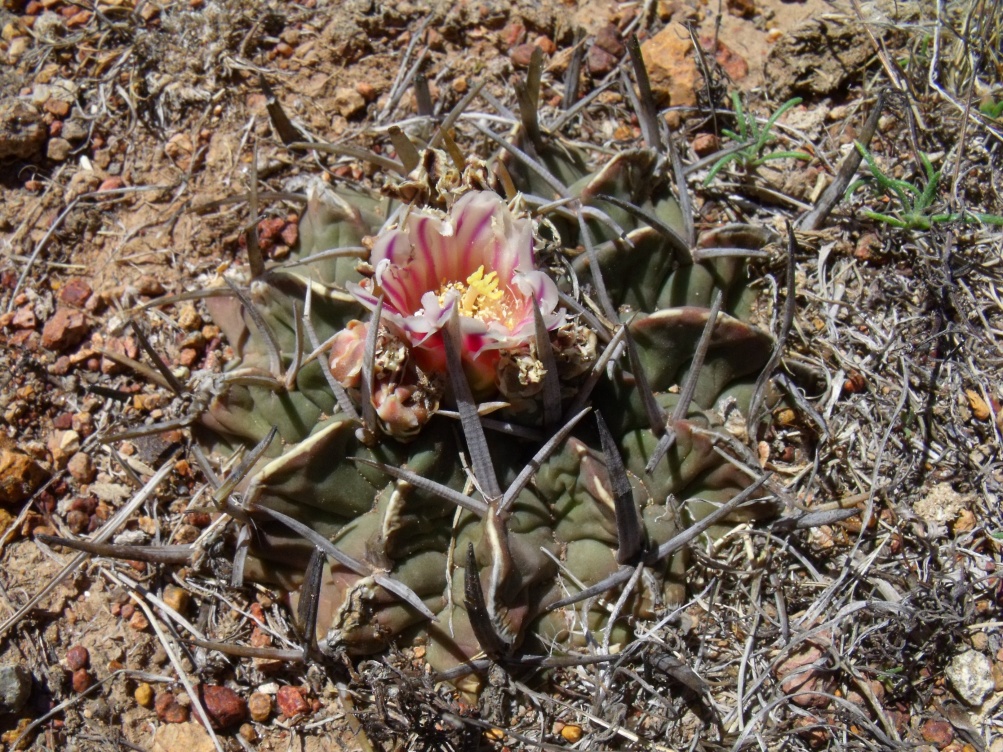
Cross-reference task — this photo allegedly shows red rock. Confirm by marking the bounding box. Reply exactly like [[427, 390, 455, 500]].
[[921, 719, 953, 748], [256, 217, 286, 249], [510, 43, 539, 68], [99, 335, 138, 375], [587, 45, 618, 76], [11, 305, 36, 330], [66, 452, 95, 483], [702, 37, 749, 81], [41, 308, 89, 351], [65, 9, 91, 27], [275, 686, 310, 718], [533, 35, 556, 55], [356, 82, 376, 102], [499, 21, 526, 47], [71, 669, 92, 692], [155, 692, 191, 724], [58, 278, 92, 307], [594, 24, 625, 57], [692, 132, 720, 156], [98, 176, 124, 192], [128, 610, 149, 631], [44, 98, 71, 118], [64, 645, 89, 671], [280, 221, 298, 247], [200, 685, 247, 730], [25, 1, 43, 13], [177, 348, 199, 368]]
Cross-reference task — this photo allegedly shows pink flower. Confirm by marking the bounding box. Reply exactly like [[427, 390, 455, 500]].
[[351, 191, 562, 394]]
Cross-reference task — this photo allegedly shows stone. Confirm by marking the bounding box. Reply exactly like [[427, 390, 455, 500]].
[[64, 645, 89, 671], [275, 685, 310, 717], [946, 650, 993, 705], [200, 685, 246, 730], [247, 692, 272, 722], [640, 24, 701, 125], [177, 304, 201, 332], [61, 120, 87, 142], [46, 137, 72, 161], [135, 682, 154, 707], [921, 719, 954, 748], [332, 87, 365, 119], [0, 99, 46, 160], [66, 452, 95, 483], [43, 98, 70, 118], [593, 24, 624, 57], [11, 305, 35, 329], [0, 441, 48, 506], [162, 585, 190, 615], [692, 132, 719, 156], [586, 45, 618, 76], [47, 429, 80, 469], [58, 278, 92, 307], [0, 665, 31, 714], [155, 692, 191, 724], [510, 43, 539, 68], [705, 38, 748, 81], [71, 668, 92, 692], [41, 307, 89, 351], [499, 21, 525, 48]]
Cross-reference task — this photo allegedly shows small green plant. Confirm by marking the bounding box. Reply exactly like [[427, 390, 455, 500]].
[[979, 97, 1003, 119], [702, 93, 811, 185], [845, 143, 1003, 230]]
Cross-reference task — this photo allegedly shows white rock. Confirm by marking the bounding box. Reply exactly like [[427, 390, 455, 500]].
[[946, 650, 993, 705]]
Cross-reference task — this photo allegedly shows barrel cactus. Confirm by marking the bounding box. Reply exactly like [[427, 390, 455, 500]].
[[161, 54, 779, 694]]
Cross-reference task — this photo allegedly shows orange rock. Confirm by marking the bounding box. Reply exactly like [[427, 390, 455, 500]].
[[640, 24, 701, 126]]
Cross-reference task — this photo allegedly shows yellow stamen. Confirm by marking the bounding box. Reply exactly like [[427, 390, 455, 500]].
[[436, 265, 517, 328]]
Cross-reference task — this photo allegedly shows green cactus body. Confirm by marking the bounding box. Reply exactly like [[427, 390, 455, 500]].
[[191, 81, 779, 693]]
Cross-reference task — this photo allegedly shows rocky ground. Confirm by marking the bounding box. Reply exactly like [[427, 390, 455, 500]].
[[0, 0, 1001, 750]]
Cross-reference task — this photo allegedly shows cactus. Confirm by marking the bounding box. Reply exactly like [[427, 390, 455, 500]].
[[139, 53, 780, 694]]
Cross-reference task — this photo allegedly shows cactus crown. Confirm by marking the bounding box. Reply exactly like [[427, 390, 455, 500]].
[[124, 50, 781, 694]]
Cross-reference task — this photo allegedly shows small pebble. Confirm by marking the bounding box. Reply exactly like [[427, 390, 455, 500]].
[[66, 452, 95, 483], [275, 685, 310, 718], [239, 723, 258, 743], [201, 685, 247, 730], [162, 585, 190, 616], [134, 683, 154, 708], [0, 665, 31, 714], [128, 610, 149, 631], [561, 724, 583, 743], [155, 692, 190, 724], [64, 646, 89, 671], [71, 669, 92, 693], [248, 691, 272, 722]]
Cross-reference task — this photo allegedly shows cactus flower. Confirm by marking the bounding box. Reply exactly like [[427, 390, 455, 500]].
[[350, 190, 563, 394]]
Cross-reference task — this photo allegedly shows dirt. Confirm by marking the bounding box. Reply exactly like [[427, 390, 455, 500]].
[[1, 0, 1001, 750]]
